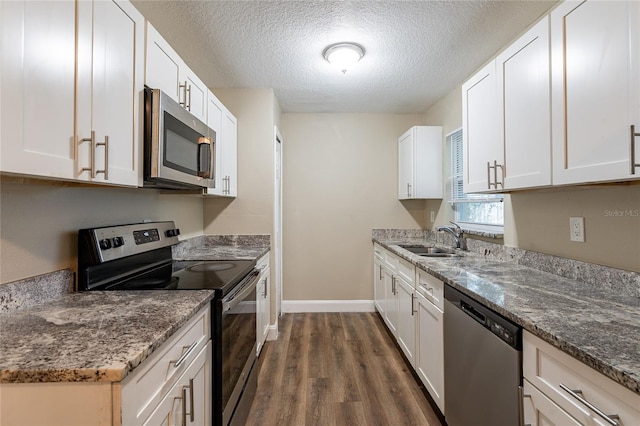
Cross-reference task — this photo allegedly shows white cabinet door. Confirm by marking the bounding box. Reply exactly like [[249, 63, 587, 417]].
[[523, 379, 581, 426], [498, 17, 552, 190], [77, 0, 143, 187], [182, 67, 207, 124], [144, 22, 207, 124], [145, 22, 181, 102], [373, 251, 385, 315], [398, 126, 443, 199], [221, 110, 238, 197], [256, 267, 270, 356], [415, 290, 444, 414], [143, 342, 211, 426], [383, 268, 398, 336], [398, 130, 414, 199], [551, 0, 640, 184], [395, 276, 416, 367], [462, 61, 501, 193], [0, 1, 78, 180], [204, 100, 237, 198]]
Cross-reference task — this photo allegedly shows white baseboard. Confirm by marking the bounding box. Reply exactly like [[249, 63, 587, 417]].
[[282, 300, 375, 313]]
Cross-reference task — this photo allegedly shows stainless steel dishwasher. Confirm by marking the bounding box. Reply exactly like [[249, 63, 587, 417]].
[[444, 285, 523, 426]]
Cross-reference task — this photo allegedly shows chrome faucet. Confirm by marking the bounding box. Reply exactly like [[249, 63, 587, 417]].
[[436, 221, 467, 250]]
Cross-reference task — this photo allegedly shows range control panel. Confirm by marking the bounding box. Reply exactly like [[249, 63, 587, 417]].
[[80, 221, 181, 264]]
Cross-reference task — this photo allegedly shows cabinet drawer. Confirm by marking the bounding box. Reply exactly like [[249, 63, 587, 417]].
[[523, 378, 581, 426], [397, 256, 415, 285], [416, 270, 443, 310], [523, 331, 640, 426], [373, 244, 384, 262], [121, 305, 210, 424]]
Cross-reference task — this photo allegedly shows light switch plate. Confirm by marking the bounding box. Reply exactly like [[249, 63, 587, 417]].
[[569, 217, 585, 242]]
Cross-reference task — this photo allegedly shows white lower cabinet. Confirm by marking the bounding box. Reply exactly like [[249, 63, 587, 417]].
[[373, 245, 385, 316], [372, 245, 444, 414], [523, 378, 581, 426], [523, 331, 640, 426], [415, 271, 445, 414], [143, 342, 211, 426], [395, 275, 416, 367], [256, 253, 271, 356]]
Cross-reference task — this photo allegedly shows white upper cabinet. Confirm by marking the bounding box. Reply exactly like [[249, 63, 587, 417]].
[[77, 0, 144, 187], [551, 0, 640, 184], [498, 17, 551, 190], [398, 126, 443, 199], [1, 0, 143, 187], [205, 91, 238, 197], [1, 1, 77, 180], [464, 18, 551, 193], [145, 22, 207, 123], [462, 61, 500, 193]]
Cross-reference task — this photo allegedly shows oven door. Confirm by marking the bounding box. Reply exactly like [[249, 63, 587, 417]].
[[221, 270, 259, 426], [145, 88, 215, 189]]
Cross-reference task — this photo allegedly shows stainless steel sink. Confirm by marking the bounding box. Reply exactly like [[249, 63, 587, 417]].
[[398, 245, 460, 257]]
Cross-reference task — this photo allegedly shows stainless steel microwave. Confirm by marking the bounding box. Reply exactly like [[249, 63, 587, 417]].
[[143, 87, 215, 189]]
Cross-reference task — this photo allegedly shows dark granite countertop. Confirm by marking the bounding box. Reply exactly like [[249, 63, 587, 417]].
[[0, 291, 214, 383], [373, 236, 640, 395]]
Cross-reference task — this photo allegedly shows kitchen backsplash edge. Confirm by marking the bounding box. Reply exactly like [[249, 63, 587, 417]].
[[373, 229, 640, 298], [0, 269, 75, 315]]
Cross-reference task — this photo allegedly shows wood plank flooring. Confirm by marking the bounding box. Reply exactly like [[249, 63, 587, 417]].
[[246, 312, 443, 426]]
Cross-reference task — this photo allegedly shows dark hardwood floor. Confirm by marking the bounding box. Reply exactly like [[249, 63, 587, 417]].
[[246, 312, 443, 426]]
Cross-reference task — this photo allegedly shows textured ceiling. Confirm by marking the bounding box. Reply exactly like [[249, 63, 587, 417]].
[[131, 0, 557, 113]]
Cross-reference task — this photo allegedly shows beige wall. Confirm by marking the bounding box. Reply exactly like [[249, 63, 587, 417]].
[[281, 113, 426, 301], [203, 89, 276, 235], [424, 88, 640, 273], [0, 178, 204, 284]]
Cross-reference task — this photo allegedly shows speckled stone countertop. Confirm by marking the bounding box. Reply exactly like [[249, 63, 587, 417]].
[[0, 234, 271, 384], [373, 235, 640, 395], [0, 291, 213, 383]]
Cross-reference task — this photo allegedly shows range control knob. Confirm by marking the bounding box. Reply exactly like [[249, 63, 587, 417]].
[[99, 238, 112, 250], [165, 228, 181, 237], [112, 236, 125, 248]]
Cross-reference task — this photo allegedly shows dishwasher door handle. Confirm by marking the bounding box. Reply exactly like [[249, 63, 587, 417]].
[[460, 299, 486, 325]]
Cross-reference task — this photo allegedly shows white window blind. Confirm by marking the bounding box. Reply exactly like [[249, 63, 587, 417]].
[[447, 129, 503, 228]]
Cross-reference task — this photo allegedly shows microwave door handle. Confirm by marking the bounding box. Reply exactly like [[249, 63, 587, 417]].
[[197, 138, 212, 178]]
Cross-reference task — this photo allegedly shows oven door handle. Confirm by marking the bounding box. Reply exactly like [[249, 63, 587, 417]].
[[223, 270, 260, 312]]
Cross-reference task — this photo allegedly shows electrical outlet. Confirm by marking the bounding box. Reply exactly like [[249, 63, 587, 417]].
[[430, 211, 435, 223], [569, 217, 585, 242]]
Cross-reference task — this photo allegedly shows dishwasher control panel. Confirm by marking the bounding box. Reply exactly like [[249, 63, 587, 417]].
[[488, 319, 516, 347]]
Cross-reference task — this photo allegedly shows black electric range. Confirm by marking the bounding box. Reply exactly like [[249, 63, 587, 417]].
[[77, 221, 260, 426]]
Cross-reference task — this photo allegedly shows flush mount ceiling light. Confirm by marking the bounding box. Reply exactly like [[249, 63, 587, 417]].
[[322, 42, 365, 74]]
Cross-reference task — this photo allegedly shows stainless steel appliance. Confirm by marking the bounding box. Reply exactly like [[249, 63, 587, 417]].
[[444, 285, 523, 426], [78, 221, 258, 426], [144, 88, 216, 189]]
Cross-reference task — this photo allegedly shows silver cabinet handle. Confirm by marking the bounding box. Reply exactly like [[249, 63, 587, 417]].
[[173, 341, 198, 369], [179, 81, 188, 109], [631, 125, 640, 175], [411, 293, 416, 315], [182, 378, 194, 423], [494, 161, 504, 188], [95, 135, 108, 180], [262, 278, 268, 298], [391, 276, 396, 295], [559, 383, 620, 426], [186, 84, 192, 111], [379, 264, 383, 281], [407, 182, 412, 198], [79, 131, 95, 177]]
